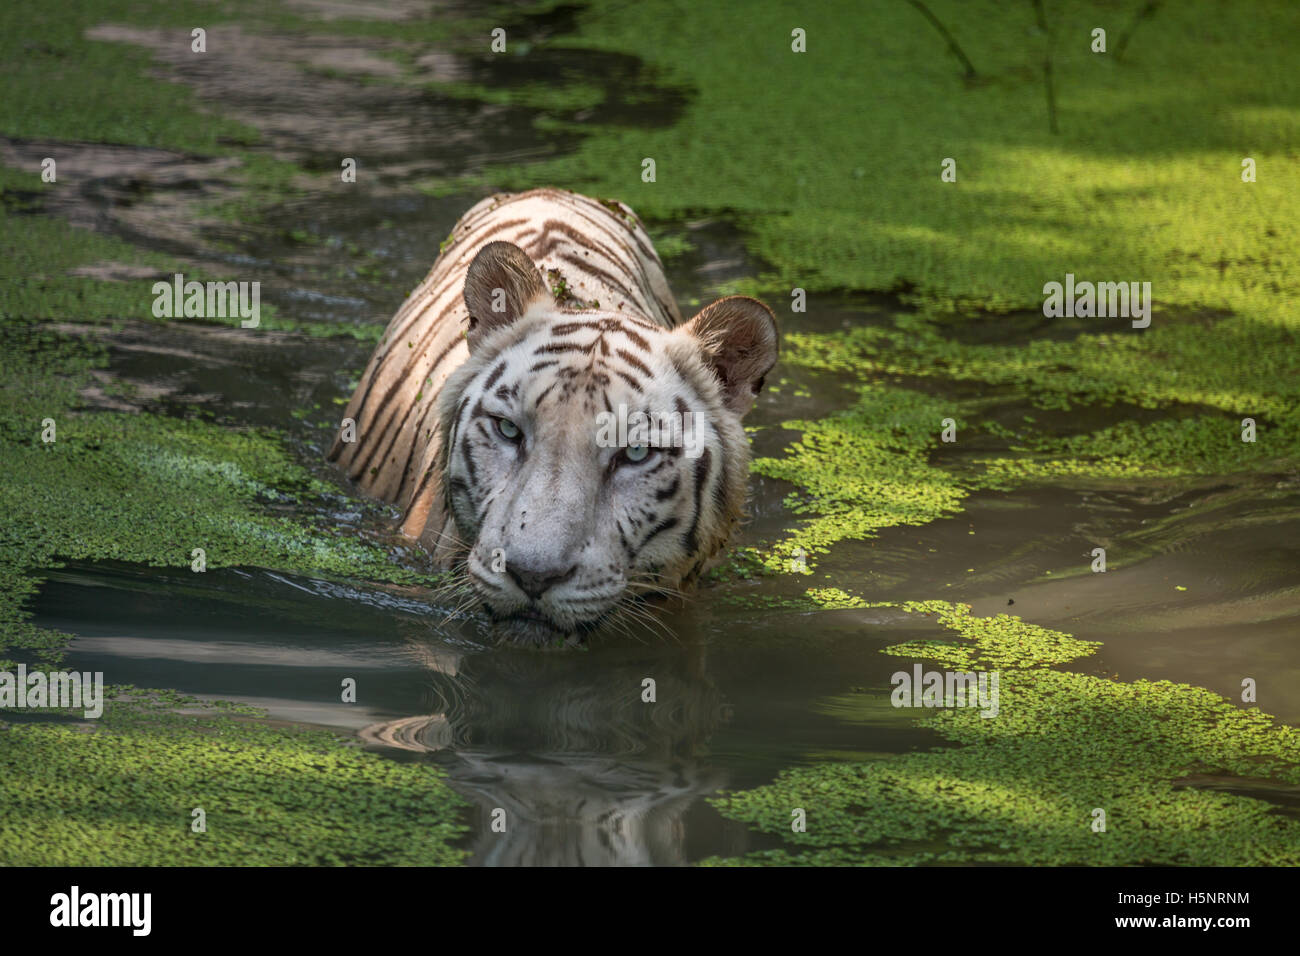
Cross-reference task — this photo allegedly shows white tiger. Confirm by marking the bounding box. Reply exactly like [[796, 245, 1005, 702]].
[[330, 188, 777, 639]]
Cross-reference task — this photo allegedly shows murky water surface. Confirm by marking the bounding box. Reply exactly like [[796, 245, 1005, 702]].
[[23, 5, 1300, 863]]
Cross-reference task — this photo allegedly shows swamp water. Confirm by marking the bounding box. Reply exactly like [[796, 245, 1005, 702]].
[[9, 4, 1300, 864]]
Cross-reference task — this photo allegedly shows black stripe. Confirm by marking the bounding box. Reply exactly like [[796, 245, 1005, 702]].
[[615, 370, 643, 393], [536, 341, 596, 355], [620, 325, 650, 351], [460, 430, 480, 489], [393, 402, 438, 500], [557, 250, 639, 305], [552, 320, 604, 336], [682, 448, 712, 555], [484, 360, 508, 390], [616, 348, 651, 377], [351, 327, 462, 479], [640, 516, 680, 551]]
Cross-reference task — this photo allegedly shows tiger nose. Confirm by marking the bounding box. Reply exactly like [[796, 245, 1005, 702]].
[[507, 562, 577, 600]]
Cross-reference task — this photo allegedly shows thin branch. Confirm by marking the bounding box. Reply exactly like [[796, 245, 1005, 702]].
[[905, 0, 978, 81], [1031, 0, 1059, 135], [1115, 1, 1163, 63]]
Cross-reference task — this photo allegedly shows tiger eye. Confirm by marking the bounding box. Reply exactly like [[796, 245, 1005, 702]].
[[496, 417, 521, 440]]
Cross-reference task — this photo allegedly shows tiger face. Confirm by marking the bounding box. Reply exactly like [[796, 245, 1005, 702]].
[[437, 241, 777, 640]]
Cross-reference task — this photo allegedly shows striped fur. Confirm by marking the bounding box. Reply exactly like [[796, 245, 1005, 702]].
[[329, 188, 776, 637]]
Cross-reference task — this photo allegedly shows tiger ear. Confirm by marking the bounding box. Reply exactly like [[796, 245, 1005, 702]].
[[463, 241, 550, 351], [678, 296, 779, 416]]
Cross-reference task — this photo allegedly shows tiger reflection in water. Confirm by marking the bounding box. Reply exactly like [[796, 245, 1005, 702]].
[[361, 635, 756, 866]]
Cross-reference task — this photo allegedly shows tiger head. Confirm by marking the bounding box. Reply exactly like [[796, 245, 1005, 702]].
[[437, 241, 778, 640]]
